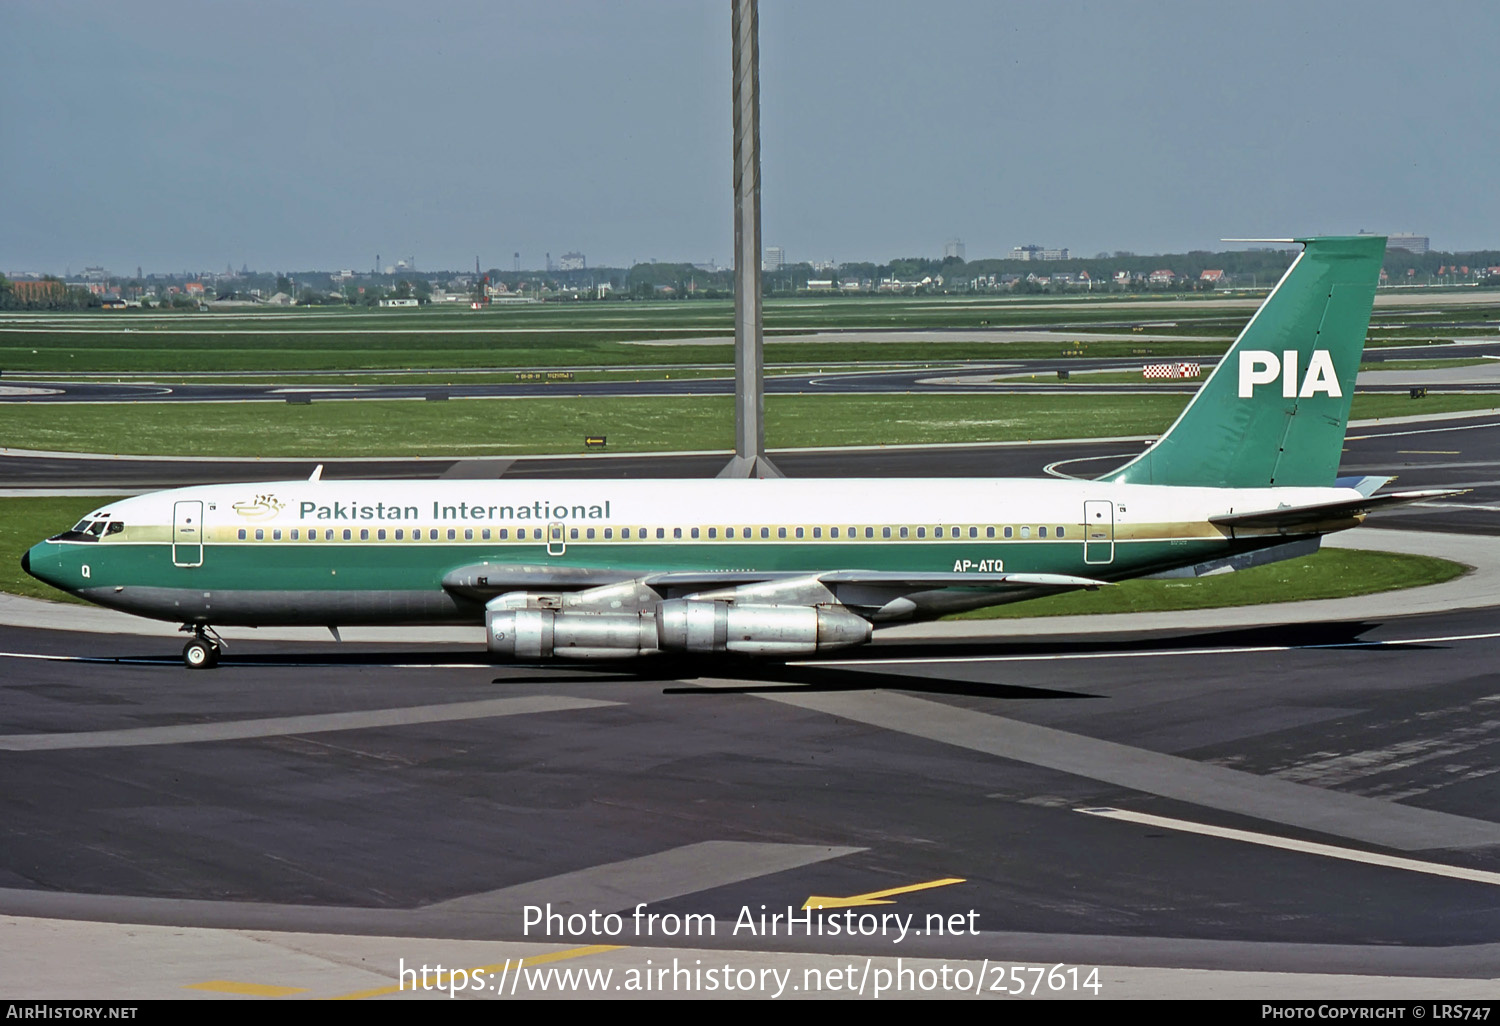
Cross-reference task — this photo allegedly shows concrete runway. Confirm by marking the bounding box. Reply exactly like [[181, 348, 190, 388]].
[[1, 420, 1498, 998]]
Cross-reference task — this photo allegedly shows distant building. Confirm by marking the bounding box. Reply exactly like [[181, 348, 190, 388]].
[[10, 280, 66, 303], [1011, 245, 1069, 261], [944, 238, 965, 261], [1148, 269, 1176, 284], [1199, 269, 1225, 283], [558, 252, 586, 271], [1386, 233, 1430, 254], [379, 297, 419, 308], [762, 247, 785, 271]]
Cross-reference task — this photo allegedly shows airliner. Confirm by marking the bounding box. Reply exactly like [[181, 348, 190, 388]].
[[23, 235, 1448, 668]]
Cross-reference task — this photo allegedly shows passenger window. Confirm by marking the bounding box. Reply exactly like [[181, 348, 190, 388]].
[[707, 528, 716, 539], [1039, 527, 1047, 538], [969, 527, 978, 539], [342, 529, 352, 540], [725, 528, 734, 539], [255, 529, 264, 540], [795, 527, 804, 539], [690, 527, 699, 539], [761, 527, 769, 539], [603, 528, 612, 539], [378, 529, 387, 540], [916, 527, 926, 538], [1004, 526, 1013, 539], [899, 527, 909, 539], [986, 527, 995, 538], [570, 528, 579, 540], [482, 528, 491, 540], [777, 527, 787, 539], [325, 529, 335, 540], [882, 527, 891, 539], [830, 528, 839, 539], [673, 528, 682, 539], [464, 529, 473, 540], [1057, 526, 1066, 538], [360, 529, 370, 540], [657, 528, 666, 540], [1021, 527, 1031, 539], [273, 529, 282, 540], [237, 529, 246, 540], [587, 528, 596, 539], [291, 529, 299, 540], [934, 527, 943, 538], [813, 527, 821, 538], [395, 529, 404, 540], [430, 529, 439, 540]]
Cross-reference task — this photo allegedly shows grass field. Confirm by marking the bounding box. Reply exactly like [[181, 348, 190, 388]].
[[0, 496, 1468, 616], [0, 392, 1493, 458]]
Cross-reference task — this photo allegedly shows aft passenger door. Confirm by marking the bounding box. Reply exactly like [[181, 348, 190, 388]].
[[173, 500, 204, 567], [1083, 500, 1114, 564]]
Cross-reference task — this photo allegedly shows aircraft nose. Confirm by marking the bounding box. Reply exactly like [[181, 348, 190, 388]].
[[21, 543, 60, 587]]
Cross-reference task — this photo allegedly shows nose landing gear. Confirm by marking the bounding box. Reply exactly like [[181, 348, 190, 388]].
[[179, 624, 225, 669]]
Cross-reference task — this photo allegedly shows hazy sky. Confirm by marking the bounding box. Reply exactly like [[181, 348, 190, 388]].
[[5, 1, 1497, 273]]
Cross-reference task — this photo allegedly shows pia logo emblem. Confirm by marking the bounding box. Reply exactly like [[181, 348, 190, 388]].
[[1237, 349, 1342, 399]]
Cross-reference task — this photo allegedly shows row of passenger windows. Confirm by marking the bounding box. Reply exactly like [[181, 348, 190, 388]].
[[234, 524, 1070, 542]]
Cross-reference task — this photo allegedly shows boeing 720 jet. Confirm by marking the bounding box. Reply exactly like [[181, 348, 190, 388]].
[[23, 235, 1451, 667]]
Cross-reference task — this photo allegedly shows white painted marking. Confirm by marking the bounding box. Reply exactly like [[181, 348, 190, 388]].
[[799, 630, 1500, 667], [1077, 807, 1500, 886], [1351, 419, 1500, 441], [1413, 502, 1500, 512]]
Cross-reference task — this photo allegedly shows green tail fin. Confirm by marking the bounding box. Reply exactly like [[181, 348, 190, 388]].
[[1100, 235, 1385, 489]]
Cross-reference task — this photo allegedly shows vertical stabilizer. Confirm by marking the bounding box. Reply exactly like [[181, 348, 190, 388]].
[[1100, 235, 1385, 488]]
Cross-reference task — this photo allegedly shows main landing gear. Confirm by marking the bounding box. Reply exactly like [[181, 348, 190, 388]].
[[180, 624, 225, 669]]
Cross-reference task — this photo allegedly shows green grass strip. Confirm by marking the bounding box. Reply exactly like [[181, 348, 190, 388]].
[[949, 548, 1467, 618], [0, 392, 1494, 458]]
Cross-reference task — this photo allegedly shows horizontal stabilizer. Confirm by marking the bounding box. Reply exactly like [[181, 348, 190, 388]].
[[1210, 489, 1464, 530]]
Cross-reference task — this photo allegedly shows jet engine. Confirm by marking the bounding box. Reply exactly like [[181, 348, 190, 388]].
[[486, 600, 871, 660]]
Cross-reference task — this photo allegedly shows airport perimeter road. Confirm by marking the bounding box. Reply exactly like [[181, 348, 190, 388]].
[[3, 339, 1499, 404]]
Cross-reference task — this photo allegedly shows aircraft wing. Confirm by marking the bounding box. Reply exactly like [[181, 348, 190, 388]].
[[1209, 488, 1465, 531], [814, 570, 1110, 589], [443, 563, 1110, 602]]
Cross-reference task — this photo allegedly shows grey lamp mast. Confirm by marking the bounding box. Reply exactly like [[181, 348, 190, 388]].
[[719, 0, 782, 479]]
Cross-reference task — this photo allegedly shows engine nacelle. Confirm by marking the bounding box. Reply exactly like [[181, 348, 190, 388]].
[[656, 600, 871, 655], [487, 608, 658, 660]]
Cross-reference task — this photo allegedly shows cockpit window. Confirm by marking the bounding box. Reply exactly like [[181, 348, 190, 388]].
[[72, 519, 92, 533], [105, 522, 124, 535], [87, 521, 107, 536]]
